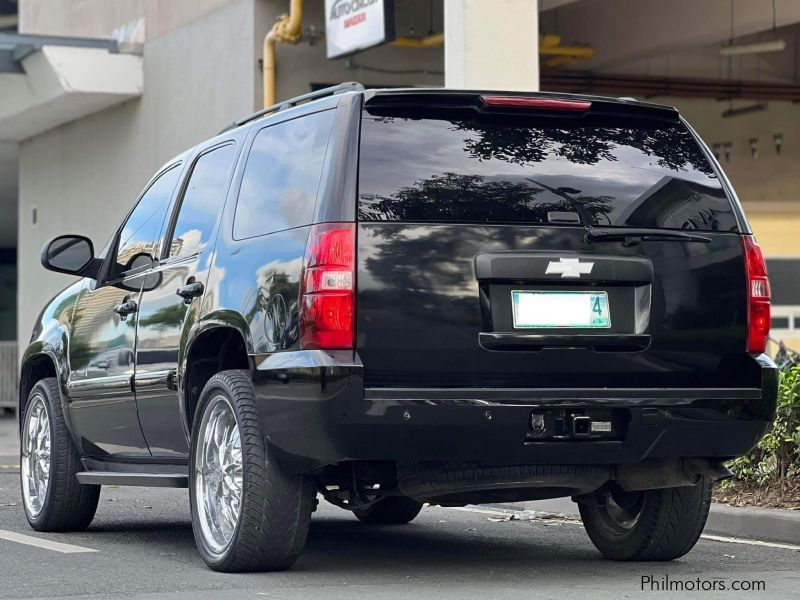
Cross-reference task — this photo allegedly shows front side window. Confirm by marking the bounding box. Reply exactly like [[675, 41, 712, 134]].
[[233, 109, 335, 239], [116, 165, 182, 273], [168, 144, 236, 258]]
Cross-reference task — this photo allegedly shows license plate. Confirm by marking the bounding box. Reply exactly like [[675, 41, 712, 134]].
[[511, 290, 611, 329]]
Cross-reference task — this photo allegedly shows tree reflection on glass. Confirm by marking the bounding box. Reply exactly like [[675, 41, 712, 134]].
[[359, 112, 736, 231], [452, 121, 714, 175], [360, 172, 614, 225]]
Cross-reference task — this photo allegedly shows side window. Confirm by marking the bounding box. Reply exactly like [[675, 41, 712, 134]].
[[233, 109, 335, 239], [116, 165, 182, 273], [168, 144, 236, 258]]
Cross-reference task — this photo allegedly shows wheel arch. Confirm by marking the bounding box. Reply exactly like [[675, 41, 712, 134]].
[[19, 350, 60, 424], [181, 320, 252, 434]]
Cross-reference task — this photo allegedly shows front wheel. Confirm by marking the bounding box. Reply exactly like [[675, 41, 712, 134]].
[[578, 479, 711, 561], [20, 378, 100, 531], [189, 370, 314, 572]]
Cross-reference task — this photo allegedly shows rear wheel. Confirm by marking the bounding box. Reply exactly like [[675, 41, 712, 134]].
[[189, 370, 314, 572], [353, 496, 423, 525], [578, 480, 711, 561], [20, 378, 100, 531]]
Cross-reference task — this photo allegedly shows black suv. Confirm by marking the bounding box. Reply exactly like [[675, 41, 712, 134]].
[[21, 83, 777, 571]]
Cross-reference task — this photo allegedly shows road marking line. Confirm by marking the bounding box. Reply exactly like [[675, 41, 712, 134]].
[[700, 534, 800, 551], [0, 530, 97, 554], [445, 506, 800, 551]]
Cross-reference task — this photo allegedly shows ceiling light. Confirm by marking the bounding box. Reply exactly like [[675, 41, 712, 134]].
[[719, 39, 786, 56]]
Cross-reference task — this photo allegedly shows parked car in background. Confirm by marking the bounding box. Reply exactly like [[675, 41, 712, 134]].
[[20, 83, 777, 571]]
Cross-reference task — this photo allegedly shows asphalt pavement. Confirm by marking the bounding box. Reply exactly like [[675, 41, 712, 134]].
[[1, 415, 798, 599]]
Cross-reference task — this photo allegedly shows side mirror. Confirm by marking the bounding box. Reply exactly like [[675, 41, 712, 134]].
[[41, 235, 101, 279]]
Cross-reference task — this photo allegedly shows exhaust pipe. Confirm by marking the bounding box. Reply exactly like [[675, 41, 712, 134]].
[[615, 458, 732, 492]]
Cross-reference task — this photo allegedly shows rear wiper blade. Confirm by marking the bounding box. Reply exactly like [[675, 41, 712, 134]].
[[585, 227, 712, 246]]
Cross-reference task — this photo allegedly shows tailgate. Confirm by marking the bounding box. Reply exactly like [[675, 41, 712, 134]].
[[357, 223, 754, 388], [355, 93, 760, 389]]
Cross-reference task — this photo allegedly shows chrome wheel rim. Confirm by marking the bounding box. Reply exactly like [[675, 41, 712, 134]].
[[21, 395, 51, 518], [195, 395, 243, 555]]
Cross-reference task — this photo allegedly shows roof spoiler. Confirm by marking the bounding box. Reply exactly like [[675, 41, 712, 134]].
[[363, 89, 679, 121]]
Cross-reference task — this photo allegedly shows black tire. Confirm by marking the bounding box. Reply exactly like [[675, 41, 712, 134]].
[[20, 378, 100, 532], [189, 370, 314, 572], [353, 497, 423, 525], [579, 479, 712, 561]]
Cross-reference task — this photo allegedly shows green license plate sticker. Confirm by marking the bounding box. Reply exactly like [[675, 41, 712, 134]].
[[511, 290, 611, 329]]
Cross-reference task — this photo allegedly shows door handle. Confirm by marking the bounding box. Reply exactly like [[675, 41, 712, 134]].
[[176, 281, 204, 304], [113, 300, 138, 321]]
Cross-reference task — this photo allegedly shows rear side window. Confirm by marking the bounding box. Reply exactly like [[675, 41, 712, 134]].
[[358, 110, 738, 232], [168, 144, 236, 258], [234, 109, 335, 239]]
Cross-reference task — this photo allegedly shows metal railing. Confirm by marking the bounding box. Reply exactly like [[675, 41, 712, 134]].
[[0, 341, 17, 409]]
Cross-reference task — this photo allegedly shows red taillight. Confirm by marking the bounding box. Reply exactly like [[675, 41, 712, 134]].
[[743, 235, 770, 354], [299, 223, 355, 349], [481, 96, 591, 111]]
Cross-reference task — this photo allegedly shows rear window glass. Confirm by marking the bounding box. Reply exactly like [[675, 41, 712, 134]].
[[358, 110, 738, 231], [234, 109, 335, 239]]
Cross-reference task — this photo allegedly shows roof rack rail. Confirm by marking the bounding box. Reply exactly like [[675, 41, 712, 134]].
[[220, 82, 364, 133]]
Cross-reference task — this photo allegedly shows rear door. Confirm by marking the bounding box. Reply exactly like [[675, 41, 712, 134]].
[[355, 94, 756, 390], [134, 142, 238, 457]]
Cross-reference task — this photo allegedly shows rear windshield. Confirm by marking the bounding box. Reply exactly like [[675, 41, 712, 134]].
[[358, 109, 739, 231]]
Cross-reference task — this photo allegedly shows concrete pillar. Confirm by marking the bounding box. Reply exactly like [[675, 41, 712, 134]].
[[444, 0, 539, 91]]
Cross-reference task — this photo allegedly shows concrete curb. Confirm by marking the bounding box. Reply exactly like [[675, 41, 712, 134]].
[[494, 497, 800, 546], [705, 503, 800, 544]]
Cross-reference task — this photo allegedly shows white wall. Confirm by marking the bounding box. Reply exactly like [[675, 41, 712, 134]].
[[445, 0, 539, 91], [20, 0, 238, 41]]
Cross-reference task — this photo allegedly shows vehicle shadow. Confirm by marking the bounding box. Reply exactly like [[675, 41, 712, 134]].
[[81, 510, 606, 573], [83, 519, 197, 552], [47, 509, 770, 582], [298, 514, 603, 574]]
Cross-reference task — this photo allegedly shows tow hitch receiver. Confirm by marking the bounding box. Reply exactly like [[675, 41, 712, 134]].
[[527, 408, 620, 441]]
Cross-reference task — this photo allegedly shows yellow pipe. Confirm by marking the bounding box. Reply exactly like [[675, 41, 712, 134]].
[[540, 34, 561, 48], [388, 32, 588, 58], [539, 45, 594, 58], [263, 0, 304, 108], [391, 33, 445, 48], [388, 31, 589, 59], [544, 56, 579, 68]]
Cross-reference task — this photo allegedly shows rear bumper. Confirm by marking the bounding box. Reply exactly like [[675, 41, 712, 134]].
[[252, 351, 778, 474]]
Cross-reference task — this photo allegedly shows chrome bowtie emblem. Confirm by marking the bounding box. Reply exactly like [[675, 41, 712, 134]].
[[545, 257, 594, 278]]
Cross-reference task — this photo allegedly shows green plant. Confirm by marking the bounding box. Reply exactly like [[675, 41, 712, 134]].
[[727, 365, 800, 500]]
